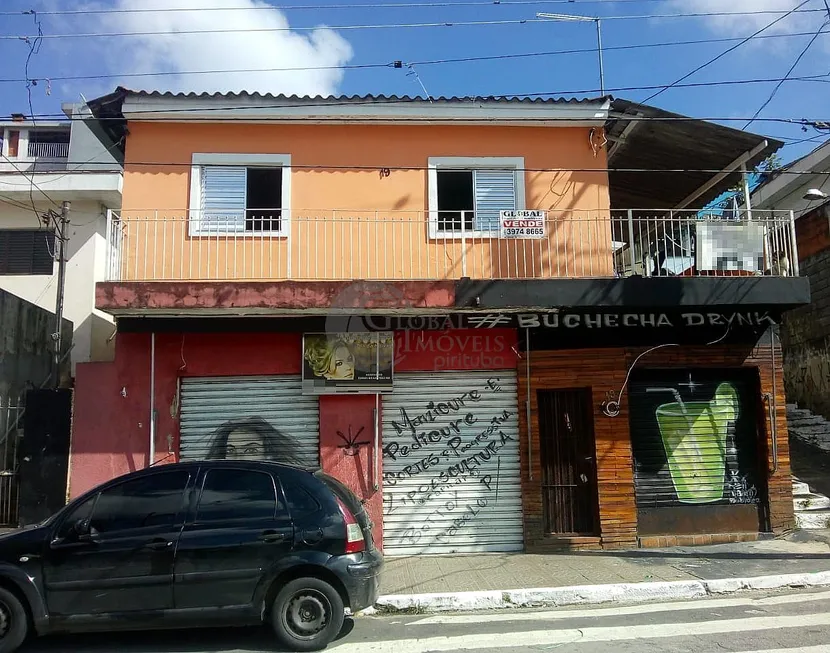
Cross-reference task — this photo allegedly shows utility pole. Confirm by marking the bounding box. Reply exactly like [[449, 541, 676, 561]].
[[53, 201, 69, 388]]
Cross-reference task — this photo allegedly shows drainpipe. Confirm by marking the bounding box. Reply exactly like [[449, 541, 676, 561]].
[[149, 333, 156, 468], [526, 328, 533, 481], [768, 328, 779, 474]]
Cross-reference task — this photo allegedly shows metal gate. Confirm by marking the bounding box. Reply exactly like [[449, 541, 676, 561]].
[[0, 394, 24, 526], [629, 368, 764, 535], [382, 370, 522, 555], [180, 376, 320, 468]]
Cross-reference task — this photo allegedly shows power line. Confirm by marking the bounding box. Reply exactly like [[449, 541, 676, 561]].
[[0, 194, 41, 212], [1, 161, 824, 175], [0, 0, 802, 17], [3, 9, 826, 40], [4, 29, 827, 85], [744, 21, 830, 129], [19, 9, 49, 228], [0, 154, 61, 209], [19, 110, 827, 125], [642, 0, 815, 104]]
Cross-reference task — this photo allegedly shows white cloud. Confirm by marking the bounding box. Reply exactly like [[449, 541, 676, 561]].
[[85, 0, 354, 96], [670, 0, 823, 36]]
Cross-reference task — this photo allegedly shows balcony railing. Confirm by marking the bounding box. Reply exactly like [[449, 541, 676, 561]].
[[105, 209, 799, 282], [26, 141, 69, 159]]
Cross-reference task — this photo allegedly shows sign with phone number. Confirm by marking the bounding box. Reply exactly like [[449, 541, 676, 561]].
[[499, 210, 546, 239]]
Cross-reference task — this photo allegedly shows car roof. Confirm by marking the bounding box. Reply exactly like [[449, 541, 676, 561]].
[[83, 460, 319, 496]]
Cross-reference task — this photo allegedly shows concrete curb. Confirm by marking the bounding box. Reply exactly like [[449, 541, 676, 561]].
[[365, 570, 830, 615]]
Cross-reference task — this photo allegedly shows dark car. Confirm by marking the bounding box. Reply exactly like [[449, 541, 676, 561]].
[[0, 461, 382, 653]]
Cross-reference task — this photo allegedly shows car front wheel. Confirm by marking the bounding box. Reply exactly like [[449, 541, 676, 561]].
[[271, 577, 345, 652], [0, 587, 28, 653]]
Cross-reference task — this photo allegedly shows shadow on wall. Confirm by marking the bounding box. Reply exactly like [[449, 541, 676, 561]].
[[72, 313, 116, 371]]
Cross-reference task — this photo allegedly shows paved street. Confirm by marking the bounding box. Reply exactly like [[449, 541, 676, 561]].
[[20, 588, 830, 653]]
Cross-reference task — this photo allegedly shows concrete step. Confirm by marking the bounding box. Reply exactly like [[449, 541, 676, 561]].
[[792, 435, 830, 451], [794, 494, 830, 511], [793, 480, 812, 495], [788, 408, 815, 419], [789, 425, 830, 437], [795, 510, 830, 529], [788, 418, 830, 429]]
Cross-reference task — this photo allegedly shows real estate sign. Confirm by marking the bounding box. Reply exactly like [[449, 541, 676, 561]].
[[499, 210, 546, 239]]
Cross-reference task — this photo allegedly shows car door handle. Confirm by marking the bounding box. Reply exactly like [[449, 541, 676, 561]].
[[259, 530, 286, 543], [145, 538, 172, 551]]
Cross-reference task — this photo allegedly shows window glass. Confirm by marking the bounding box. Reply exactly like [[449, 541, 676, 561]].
[[245, 167, 282, 231], [89, 471, 189, 534], [282, 483, 320, 518], [437, 170, 474, 232], [196, 469, 279, 522], [56, 495, 96, 539]]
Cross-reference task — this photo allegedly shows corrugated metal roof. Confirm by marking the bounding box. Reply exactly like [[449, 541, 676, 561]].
[[607, 98, 784, 210], [119, 88, 608, 106]]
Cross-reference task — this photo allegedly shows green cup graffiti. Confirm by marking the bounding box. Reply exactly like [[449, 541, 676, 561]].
[[654, 383, 739, 504]]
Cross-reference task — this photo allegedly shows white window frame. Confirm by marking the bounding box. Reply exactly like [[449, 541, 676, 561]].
[[427, 156, 526, 239], [188, 153, 291, 237]]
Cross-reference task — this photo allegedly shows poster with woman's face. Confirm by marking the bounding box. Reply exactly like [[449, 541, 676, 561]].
[[302, 332, 394, 393]]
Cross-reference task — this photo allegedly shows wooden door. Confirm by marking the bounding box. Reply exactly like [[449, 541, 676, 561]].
[[537, 389, 599, 535]]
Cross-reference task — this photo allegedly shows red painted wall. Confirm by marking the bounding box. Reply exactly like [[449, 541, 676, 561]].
[[69, 327, 520, 549], [70, 362, 146, 499], [319, 395, 383, 547]]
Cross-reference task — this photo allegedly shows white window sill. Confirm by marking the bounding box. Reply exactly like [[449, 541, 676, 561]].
[[189, 230, 289, 238], [428, 230, 501, 240]]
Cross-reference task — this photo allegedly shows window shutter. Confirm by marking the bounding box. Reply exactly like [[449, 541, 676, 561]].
[[200, 166, 246, 233], [474, 169, 516, 232], [0, 230, 55, 275]]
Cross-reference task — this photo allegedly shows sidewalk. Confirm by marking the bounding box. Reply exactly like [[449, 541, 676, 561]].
[[375, 530, 830, 612]]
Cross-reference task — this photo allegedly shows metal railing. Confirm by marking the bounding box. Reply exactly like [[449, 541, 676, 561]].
[[0, 395, 24, 527], [105, 208, 799, 282], [26, 141, 69, 159]]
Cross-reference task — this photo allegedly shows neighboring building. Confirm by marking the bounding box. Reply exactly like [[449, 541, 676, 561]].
[[70, 88, 807, 553], [0, 288, 72, 526], [749, 140, 830, 420], [0, 106, 123, 374]]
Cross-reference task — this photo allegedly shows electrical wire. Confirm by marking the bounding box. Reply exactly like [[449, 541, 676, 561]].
[[20, 9, 50, 227], [744, 21, 830, 129], [0, 0, 765, 16], [18, 100, 828, 122], [2, 29, 826, 85], [0, 194, 39, 212], [3, 9, 826, 40], [641, 0, 815, 104], [0, 161, 825, 175], [0, 153, 61, 210], [0, 135, 127, 188]]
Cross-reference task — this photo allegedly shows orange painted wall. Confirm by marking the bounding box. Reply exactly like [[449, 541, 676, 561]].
[[119, 122, 612, 280]]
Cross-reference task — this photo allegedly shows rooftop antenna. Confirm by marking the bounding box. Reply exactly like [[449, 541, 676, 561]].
[[393, 61, 433, 103]]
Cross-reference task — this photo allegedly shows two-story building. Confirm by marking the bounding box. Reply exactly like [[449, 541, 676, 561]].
[[0, 107, 123, 375], [68, 88, 809, 554]]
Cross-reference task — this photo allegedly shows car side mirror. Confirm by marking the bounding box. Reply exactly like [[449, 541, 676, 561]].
[[72, 519, 91, 538]]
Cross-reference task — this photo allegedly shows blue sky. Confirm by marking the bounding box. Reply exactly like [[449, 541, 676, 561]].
[[1, 0, 828, 165]]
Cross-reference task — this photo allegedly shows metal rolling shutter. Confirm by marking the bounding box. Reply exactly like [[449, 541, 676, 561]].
[[629, 371, 761, 512], [382, 370, 522, 555], [180, 376, 319, 468]]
